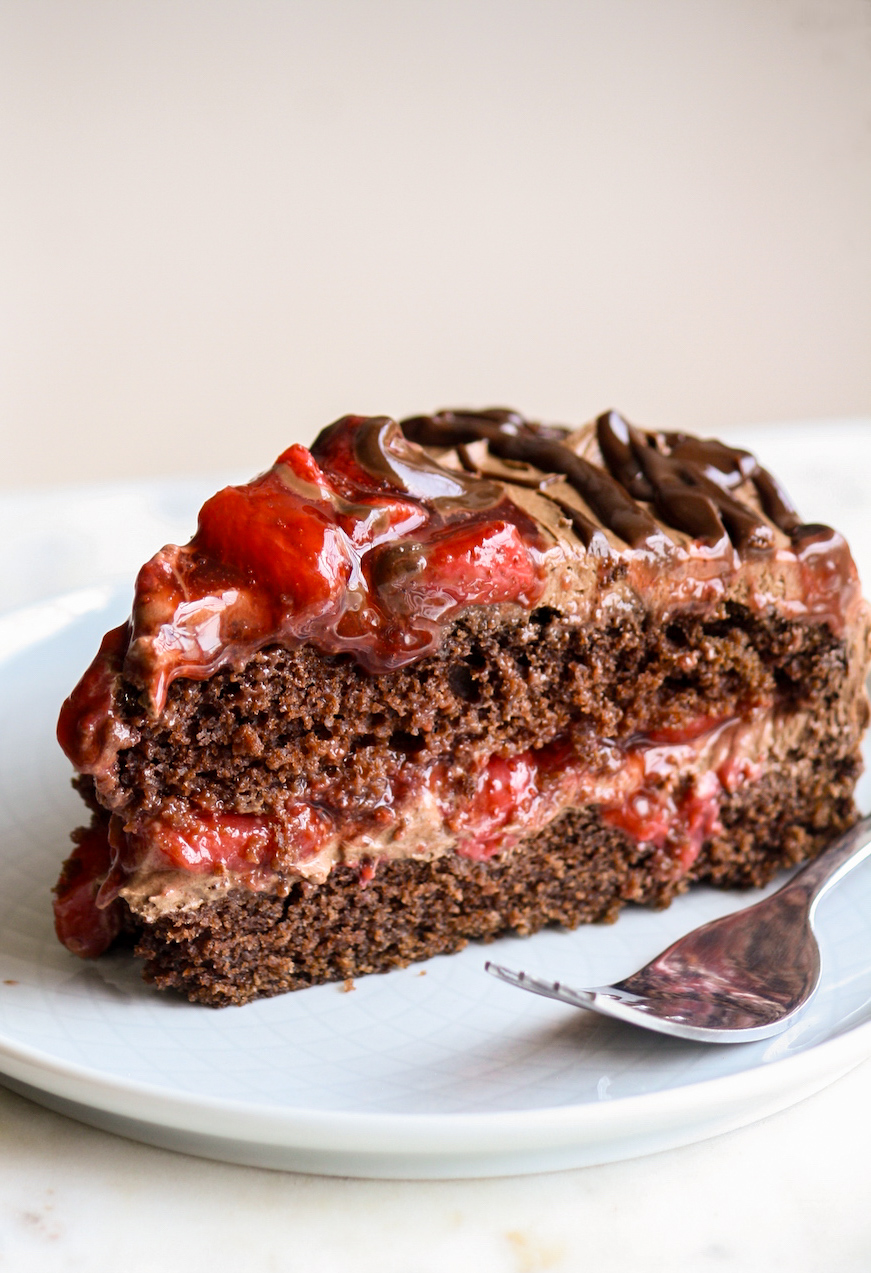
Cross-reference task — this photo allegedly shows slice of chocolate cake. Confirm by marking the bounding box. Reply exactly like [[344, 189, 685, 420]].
[[54, 410, 871, 1005]]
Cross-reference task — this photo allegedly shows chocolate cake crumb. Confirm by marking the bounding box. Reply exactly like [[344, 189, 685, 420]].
[[114, 602, 846, 821]]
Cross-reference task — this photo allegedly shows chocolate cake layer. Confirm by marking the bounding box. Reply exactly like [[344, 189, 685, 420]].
[[116, 599, 848, 820]]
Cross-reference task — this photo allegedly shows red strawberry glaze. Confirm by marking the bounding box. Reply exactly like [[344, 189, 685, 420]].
[[793, 528, 861, 626], [599, 768, 723, 875], [53, 825, 123, 958], [444, 741, 574, 860], [447, 725, 737, 874], [58, 417, 546, 780], [118, 802, 330, 879]]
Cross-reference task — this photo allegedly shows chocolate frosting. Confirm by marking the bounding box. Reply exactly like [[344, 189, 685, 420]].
[[400, 408, 805, 553]]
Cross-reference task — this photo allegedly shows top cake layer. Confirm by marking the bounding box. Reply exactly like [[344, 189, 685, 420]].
[[57, 409, 863, 786]]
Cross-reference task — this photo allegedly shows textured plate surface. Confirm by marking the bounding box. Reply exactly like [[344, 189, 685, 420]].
[[1, 563, 871, 1176]]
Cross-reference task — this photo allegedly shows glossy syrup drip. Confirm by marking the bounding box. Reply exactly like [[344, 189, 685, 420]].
[[337, 415, 504, 509], [597, 412, 777, 551], [401, 407, 812, 553], [401, 409, 660, 549]]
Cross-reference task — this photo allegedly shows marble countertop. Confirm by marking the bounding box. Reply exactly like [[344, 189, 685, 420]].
[[1, 1062, 869, 1272]]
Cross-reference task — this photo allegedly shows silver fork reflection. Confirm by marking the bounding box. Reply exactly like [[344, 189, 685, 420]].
[[486, 814, 871, 1043]]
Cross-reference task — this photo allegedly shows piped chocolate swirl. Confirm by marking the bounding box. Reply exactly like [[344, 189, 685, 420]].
[[402, 408, 660, 549], [400, 407, 810, 553]]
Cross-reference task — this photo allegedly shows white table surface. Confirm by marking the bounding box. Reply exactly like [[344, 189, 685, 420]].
[[1, 421, 870, 1272]]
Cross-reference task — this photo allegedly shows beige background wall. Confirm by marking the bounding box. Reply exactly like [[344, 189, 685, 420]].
[[2, 0, 870, 491]]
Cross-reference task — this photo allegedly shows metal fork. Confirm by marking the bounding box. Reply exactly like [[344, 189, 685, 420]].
[[485, 814, 871, 1043]]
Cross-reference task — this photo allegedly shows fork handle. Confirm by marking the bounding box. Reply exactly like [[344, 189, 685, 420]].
[[780, 812, 871, 911]]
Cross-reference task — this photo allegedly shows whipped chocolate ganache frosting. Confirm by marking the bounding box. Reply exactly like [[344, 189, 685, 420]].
[[402, 407, 802, 550]]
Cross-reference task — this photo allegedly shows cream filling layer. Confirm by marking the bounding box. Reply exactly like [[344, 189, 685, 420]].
[[113, 704, 802, 923]]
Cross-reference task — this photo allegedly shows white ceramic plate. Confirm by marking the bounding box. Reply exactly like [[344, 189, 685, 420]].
[[0, 585, 870, 1178]]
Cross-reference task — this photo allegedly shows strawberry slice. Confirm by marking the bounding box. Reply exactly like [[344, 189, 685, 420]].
[[378, 521, 542, 616], [195, 467, 352, 614], [53, 825, 123, 958]]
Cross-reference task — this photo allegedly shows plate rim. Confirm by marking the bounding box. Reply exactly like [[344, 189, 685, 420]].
[[0, 998, 869, 1154]]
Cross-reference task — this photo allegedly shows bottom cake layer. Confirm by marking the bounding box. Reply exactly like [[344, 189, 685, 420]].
[[128, 744, 861, 1006]]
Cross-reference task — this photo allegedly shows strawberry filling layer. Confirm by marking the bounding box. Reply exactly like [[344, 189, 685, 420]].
[[54, 714, 764, 958], [53, 827, 124, 958]]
